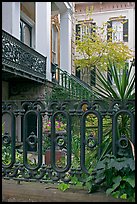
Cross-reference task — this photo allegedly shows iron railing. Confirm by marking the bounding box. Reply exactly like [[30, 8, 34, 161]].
[[2, 99, 135, 184], [2, 30, 47, 83], [51, 66, 94, 100]]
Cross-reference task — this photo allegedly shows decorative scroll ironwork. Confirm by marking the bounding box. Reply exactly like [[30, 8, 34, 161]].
[[2, 99, 135, 183], [2, 30, 47, 83], [2, 132, 11, 145]]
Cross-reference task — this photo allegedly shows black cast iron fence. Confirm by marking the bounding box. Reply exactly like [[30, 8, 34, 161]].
[[2, 99, 135, 184]]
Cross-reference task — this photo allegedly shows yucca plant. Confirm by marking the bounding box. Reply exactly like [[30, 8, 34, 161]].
[[93, 60, 135, 101], [92, 60, 135, 158]]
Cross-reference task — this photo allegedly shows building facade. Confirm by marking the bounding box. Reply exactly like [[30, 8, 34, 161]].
[[2, 2, 74, 100], [2, 2, 75, 145], [74, 2, 135, 86]]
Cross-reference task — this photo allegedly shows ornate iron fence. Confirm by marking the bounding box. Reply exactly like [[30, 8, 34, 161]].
[[2, 30, 47, 83], [2, 99, 135, 183]]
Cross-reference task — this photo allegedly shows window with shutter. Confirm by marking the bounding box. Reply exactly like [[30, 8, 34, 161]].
[[112, 20, 123, 42], [76, 22, 96, 41], [107, 18, 128, 42]]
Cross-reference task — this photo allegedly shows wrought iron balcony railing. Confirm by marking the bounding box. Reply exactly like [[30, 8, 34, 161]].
[[2, 30, 47, 83]]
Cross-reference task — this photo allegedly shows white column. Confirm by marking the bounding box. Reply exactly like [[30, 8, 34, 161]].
[[2, 2, 20, 39], [60, 10, 72, 74], [128, 9, 135, 86], [128, 9, 135, 52], [35, 2, 51, 81]]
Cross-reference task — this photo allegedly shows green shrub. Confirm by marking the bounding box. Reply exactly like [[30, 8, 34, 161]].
[[86, 154, 135, 202]]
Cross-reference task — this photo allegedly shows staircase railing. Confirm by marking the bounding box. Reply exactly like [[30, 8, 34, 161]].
[[52, 66, 94, 100]]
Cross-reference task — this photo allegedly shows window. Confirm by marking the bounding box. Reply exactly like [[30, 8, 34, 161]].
[[112, 21, 123, 42], [76, 21, 96, 41], [81, 24, 90, 39], [107, 19, 128, 42], [20, 2, 35, 48], [20, 19, 32, 47], [52, 25, 58, 64]]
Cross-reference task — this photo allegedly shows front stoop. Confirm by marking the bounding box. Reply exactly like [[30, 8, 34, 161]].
[[2, 179, 127, 202]]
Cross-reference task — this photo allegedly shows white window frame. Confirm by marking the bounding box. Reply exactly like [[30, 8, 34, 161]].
[[20, 11, 35, 48], [79, 24, 91, 41], [52, 24, 58, 64], [112, 20, 123, 42]]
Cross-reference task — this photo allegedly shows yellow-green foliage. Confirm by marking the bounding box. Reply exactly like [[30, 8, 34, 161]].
[[75, 7, 133, 71]]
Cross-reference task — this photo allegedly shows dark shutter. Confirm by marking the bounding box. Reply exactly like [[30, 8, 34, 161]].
[[90, 66, 96, 86], [76, 67, 81, 79], [76, 24, 81, 40], [90, 22, 96, 42], [123, 19, 128, 42], [107, 21, 112, 41], [92, 22, 96, 33], [89, 22, 96, 33]]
